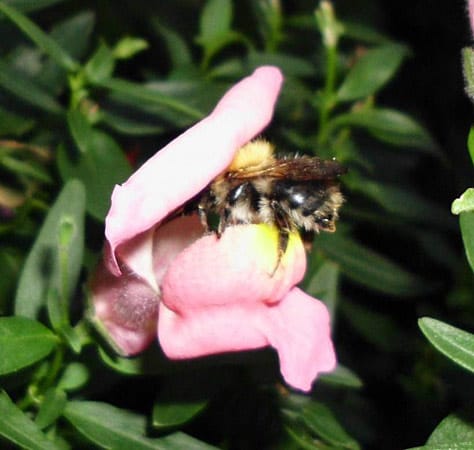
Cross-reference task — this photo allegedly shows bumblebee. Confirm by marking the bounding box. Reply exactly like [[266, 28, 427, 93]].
[[185, 139, 346, 256]]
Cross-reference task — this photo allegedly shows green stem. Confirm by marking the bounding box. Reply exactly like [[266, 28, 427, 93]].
[[16, 345, 65, 411], [41, 345, 65, 392], [317, 43, 338, 147]]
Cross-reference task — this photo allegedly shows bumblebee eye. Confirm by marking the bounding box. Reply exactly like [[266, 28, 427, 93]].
[[316, 214, 334, 229]]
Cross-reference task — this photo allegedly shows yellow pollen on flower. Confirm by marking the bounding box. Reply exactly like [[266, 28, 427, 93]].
[[251, 223, 303, 273]]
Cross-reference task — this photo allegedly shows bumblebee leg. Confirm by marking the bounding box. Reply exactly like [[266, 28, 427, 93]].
[[269, 200, 293, 276], [216, 208, 230, 238], [197, 203, 210, 232]]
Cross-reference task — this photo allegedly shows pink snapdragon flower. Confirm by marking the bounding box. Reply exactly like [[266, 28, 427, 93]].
[[91, 67, 336, 392]]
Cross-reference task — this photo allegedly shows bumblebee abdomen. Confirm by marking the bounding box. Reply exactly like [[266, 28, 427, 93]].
[[271, 180, 343, 232]]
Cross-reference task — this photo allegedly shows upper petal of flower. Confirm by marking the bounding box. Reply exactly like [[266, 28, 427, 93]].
[[105, 67, 283, 275]]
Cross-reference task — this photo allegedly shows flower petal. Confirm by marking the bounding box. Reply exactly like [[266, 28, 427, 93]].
[[161, 224, 306, 312], [105, 66, 283, 275], [158, 283, 335, 391], [257, 288, 337, 392], [152, 215, 206, 287], [90, 262, 159, 355], [157, 224, 329, 391]]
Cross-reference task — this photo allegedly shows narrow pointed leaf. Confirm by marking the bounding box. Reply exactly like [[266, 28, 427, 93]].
[[15, 180, 86, 318], [457, 210, 474, 272], [328, 108, 438, 154], [57, 132, 131, 221], [0, 316, 58, 375], [317, 233, 431, 297], [64, 401, 218, 450], [1, 0, 66, 13], [0, 59, 63, 114], [302, 401, 360, 450], [421, 414, 474, 448], [419, 318, 474, 373], [99, 77, 204, 121], [35, 388, 67, 430], [198, 0, 232, 43], [0, 390, 60, 450], [0, 2, 78, 72], [337, 44, 409, 101]]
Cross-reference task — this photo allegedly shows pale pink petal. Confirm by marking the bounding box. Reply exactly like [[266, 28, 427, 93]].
[[161, 224, 306, 312], [158, 302, 269, 358], [151, 215, 206, 286], [158, 285, 335, 392], [257, 288, 337, 392], [116, 228, 157, 291], [469, 0, 474, 37], [90, 262, 159, 355], [105, 67, 283, 275]]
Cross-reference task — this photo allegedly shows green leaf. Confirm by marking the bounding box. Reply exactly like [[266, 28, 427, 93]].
[[468, 126, 474, 166], [0, 1, 79, 72], [57, 362, 89, 392], [97, 345, 173, 376], [0, 59, 63, 114], [328, 107, 438, 154], [459, 211, 474, 272], [452, 188, 474, 215], [419, 318, 474, 373], [337, 44, 409, 101], [198, 0, 232, 44], [316, 233, 432, 297], [0, 105, 35, 136], [153, 399, 208, 429], [152, 372, 215, 430], [302, 401, 360, 450], [341, 300, 403, 352], [67, 109, 94, 154], [99, 77, 204, 122], [15, 179, 86, 319], [38, 11, 95, 93], [63, 401, 218, 449], [357, 180, 450, 226], [249, 0, 282, 52], [196, 0, 250, 69], [341, 21, 391, 44], [319, 364, 363, 389], [0, 248, 22, 313], [150, 19, 192, 70], [35, 388, 67, 430], [113, 36, 149, 60], [423, 414, 474, 449], [100, 110, 165, 136], [0, 390, 60, 450], [0, 153, 52, 184], [1, 0, 66, 13], [57, 132, 131, 221], [0, 316, 58, 375], [304, 258, 340, 317], [48, 10, 95, 61], [84, 42, 115, 84]]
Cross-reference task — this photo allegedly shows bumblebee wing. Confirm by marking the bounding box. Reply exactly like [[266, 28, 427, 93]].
[[228, 156, 347, 180]]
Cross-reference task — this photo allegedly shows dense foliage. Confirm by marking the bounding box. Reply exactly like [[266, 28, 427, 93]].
[[0, 1, 473, 449]]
